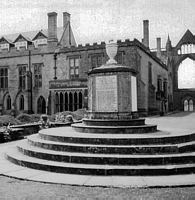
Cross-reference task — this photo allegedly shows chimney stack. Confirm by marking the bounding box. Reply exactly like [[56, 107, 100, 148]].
[[156, 37, 161, 58], [47, 12, 58, 44], [63, 12, 70, 29], [143, 20, 149, 48]]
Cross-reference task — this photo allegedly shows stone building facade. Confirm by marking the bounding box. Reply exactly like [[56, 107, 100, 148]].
[[0, 12, 170, 116], [153, 30, 195, 112]]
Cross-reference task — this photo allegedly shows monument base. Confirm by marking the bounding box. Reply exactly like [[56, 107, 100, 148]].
[[87, 111, 139, 120], [71, 118, 157, 134]]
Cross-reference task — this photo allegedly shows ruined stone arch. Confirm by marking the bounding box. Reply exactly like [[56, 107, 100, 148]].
[[178, 57, 195, 89]]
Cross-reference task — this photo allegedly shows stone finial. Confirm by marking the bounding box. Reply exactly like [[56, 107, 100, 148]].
[[106, 40, 118, 64]]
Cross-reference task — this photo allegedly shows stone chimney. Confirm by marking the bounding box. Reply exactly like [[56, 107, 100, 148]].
[[59, 12, 77, 47], [156, 37, 161, 58], [63, 12, 70, 29], [143, 20, 149, 48], [47, 12, 58, 44]]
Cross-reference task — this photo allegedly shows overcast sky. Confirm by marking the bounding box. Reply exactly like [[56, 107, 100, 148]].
[[0, 0, 195, 48]]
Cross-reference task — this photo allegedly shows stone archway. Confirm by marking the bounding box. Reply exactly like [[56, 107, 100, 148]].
[[37, 96, 46, 114], [64, 92, 68, 111], [79, 92, 83, 109], [69, 92, 73, 111], [55, 93, 59, 113], [53, 91, 84, 113], [178, 57, 195, 89], [59, 92, 64, 112], [19, 95, 24, 110], [6, 95, 11, 110], [74, 92, 78, 111]]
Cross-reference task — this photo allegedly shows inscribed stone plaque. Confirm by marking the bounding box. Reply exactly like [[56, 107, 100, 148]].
[[96, 75, 118, 112], [131, 76, 137, 112]]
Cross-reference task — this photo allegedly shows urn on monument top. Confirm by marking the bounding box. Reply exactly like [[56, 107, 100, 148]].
[[106, 40, 118, 64]]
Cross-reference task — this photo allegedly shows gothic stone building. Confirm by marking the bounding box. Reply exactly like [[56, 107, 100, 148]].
[[0, 12, 171, 116], [153, 29, 195, 112]]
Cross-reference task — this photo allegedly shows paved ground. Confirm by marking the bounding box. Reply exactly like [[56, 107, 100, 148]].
[[0, 112, 195, 199], [146, 111, 195, 133], [0, 175, 195, 200]]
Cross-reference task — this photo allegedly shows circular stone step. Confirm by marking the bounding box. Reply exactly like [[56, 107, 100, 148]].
[[38, 128, 195, 145], [71, 123, 157, 134], [17, 142, 195, 166], [82, 118, 146, 126], [1, 144, 195, 187], [6, 148, 195, 176], [28, 135, 195, 155]]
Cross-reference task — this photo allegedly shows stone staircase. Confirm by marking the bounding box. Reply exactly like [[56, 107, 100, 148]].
[[5, 119, 195, 177]]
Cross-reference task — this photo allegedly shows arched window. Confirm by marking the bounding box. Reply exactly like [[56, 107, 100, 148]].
[[65, 92, 68, 111], [69, 92, 73, 111], [37, 96, 46, 114], [19, 95, 24, 110], [183, 99, 194, 112], [74, 92, 78, 111], [178, 58, 195, 89], [184, 100, 188, 111], [79, 92, 83, 109], [60, 92, 64, 112], [6, 95, 11, 110], [189, 99, 193, 111]]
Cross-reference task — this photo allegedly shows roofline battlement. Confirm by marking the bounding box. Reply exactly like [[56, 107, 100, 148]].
[[60, 38, 151, 55], [58, 38, 167, 69], [61, 39, 134, 52], [0, 36, 167, 71]]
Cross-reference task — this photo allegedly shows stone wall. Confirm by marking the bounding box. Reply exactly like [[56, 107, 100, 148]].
[[137, 48, 168, 115], [0, 39, 169, 115], [0, 46, 55, 114]]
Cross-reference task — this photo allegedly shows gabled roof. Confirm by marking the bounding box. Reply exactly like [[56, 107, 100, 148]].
[[176, 29, 195, 48], [32, 31, 48, 41], [14, 34, 32, 44], [0, 36, 14, 45], [0, 27, 64, 44]]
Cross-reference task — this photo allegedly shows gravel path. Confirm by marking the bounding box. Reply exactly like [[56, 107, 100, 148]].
[[0, 175, 195, 200]]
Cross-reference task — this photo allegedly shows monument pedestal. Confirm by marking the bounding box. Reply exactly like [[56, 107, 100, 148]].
[[72, 41, 157, 133], [88, 65, 138, 120]]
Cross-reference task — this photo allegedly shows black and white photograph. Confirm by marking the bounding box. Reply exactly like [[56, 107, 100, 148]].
[[0, 0, 194, 199]]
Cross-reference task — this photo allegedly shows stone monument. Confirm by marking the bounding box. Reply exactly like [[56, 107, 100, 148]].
[[87, 40, 137, 120], [72, 40, 157, 133]]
